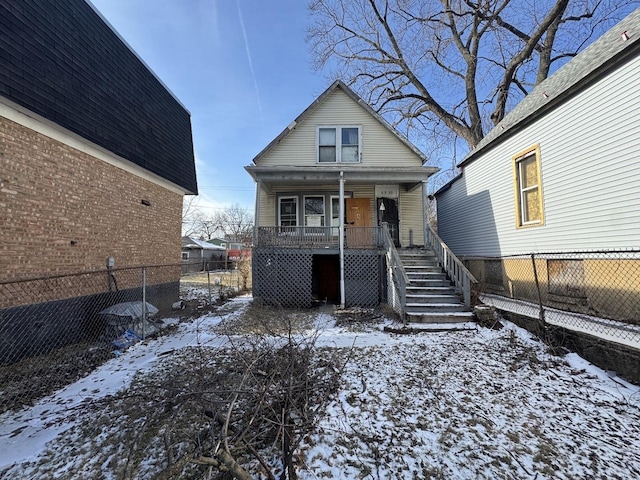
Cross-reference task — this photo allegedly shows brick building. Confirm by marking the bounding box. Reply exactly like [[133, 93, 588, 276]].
[[0, 0, 197, 362], [0, 0, 197, 282]]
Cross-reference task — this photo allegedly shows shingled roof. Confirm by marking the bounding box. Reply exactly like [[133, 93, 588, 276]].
[[0, 0, 197, 194], [459, 8, 640, 168]]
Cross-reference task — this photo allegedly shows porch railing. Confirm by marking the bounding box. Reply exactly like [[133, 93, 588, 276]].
[[256, 226, 383, 249], [381, 224, 408, 321], [425, 224, 478, 307]]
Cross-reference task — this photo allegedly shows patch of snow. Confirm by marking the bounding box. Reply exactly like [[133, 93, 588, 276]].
[[1, 298, 639, 478]]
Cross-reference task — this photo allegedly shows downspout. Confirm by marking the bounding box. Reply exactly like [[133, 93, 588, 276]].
[[422, 180, 428, 248], [339, 171, 345, 308], [253, 180, 261, 246]]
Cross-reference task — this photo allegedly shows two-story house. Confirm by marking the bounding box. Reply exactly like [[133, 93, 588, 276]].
[[247, 81, 474, 320], [0, 0, 196, 363], [434, 9, 640, 325]]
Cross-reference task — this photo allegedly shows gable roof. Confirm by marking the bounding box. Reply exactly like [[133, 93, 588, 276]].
[[181, 237, 225, 250], [0, 0, 197, 194], [251, 80, 429, 165], [459, 7, 640, 168]]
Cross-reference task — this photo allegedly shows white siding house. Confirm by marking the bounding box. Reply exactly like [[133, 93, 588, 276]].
[[434, 9, 640, 325], [436, 9, 640, 256], [246, 81, 438, 308]]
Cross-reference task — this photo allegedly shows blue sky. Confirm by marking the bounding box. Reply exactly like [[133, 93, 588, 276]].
[[90, 0, 331, 214]]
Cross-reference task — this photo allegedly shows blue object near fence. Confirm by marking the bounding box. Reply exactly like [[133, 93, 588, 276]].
[[112, 329, 142, 350]]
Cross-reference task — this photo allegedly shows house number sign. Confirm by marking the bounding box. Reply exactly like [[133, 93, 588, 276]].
[[375, 185, 399, 198]]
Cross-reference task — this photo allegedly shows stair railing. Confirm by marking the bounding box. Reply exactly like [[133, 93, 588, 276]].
[[425, 224, 478, 308], [381, 223, 408, 322]]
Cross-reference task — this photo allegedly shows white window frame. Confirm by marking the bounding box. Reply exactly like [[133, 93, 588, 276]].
[[278, 196, 298, 228], [303, 195, 325, 227], [317, 126, 361, 163], [330, 195, 341, 236]]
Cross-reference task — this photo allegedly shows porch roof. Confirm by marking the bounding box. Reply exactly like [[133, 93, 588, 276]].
[[245, 164, 438, 192]]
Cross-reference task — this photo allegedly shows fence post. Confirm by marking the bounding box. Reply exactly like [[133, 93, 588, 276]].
[[207, 270, 212, 305], [142, 267, 146, 340], [530, 253, 546, 332]]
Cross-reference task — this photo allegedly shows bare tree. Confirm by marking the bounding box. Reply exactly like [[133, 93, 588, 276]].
[[212, 203, 254, 244], [308, 0, 636, 156], [196, 213, 224, 240], [183, 201, 254, 243], [181, 196, 201, 237]]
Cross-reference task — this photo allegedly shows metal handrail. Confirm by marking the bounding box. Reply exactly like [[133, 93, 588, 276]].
[[425, 224, 478, 307]]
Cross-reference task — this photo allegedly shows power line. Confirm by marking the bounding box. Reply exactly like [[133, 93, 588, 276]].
[[197, 185, 254, 191]]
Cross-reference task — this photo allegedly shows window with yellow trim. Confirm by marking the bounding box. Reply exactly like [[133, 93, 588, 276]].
[[514, 146, 544, 227]]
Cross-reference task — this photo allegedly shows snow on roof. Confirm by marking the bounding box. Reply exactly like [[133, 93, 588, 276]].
[[182, 237, 225, 250]]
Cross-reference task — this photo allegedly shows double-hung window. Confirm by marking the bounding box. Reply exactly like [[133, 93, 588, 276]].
[[318, 126, 361, 163], [279, 196, 298, 229], [513, 146, 544, 227], [304, 196, 325, 235]]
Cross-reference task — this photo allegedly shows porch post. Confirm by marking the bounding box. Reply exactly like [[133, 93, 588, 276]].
[[339, 171, 345, 308]]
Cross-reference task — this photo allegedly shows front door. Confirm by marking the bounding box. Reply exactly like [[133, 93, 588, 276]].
[[377, 197, 400, 247], [346, 198, 372, 247]]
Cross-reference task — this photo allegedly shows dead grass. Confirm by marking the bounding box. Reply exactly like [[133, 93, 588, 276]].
[[213, 301, 318, 336], [181, 269, 251, 290]]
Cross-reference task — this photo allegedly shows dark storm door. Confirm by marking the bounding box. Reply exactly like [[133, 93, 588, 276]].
[[377, 197, 400, 247]]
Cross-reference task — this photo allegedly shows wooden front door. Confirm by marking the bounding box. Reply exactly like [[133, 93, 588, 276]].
[[346, 198, 372, 247]]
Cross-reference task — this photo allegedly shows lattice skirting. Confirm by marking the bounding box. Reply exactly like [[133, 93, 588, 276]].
[[253, 248, 382, 308], [252, 249, 313, 307], [344, 251, 380, 307]]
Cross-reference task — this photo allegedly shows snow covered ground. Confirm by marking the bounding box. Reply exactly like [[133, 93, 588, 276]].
[[1, 293, 639, 479]]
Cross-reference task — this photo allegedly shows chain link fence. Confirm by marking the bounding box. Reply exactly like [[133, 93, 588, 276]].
[[0, 263, 249, 413], [466, 250, 640, 348]]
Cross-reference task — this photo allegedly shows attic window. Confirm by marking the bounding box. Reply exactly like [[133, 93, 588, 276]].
[[318, 126, 361, 163]]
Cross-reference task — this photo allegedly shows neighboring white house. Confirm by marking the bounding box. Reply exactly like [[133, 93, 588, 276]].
[[434, 9, 640, 322], [246, 80, 438, 308], [436, 9, 640, 256]]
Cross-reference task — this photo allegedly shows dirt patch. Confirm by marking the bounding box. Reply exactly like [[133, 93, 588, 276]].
[[212, 301, 319, 336]]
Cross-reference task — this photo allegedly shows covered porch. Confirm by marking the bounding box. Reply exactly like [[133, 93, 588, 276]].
[[246, 164, 438, 309]]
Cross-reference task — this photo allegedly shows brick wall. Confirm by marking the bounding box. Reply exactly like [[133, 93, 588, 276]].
[[0, 115, 183, 282]]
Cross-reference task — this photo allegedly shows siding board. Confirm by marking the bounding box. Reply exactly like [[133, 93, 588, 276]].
[[438, 52, 640, 255], [258, 89, 423, 169]]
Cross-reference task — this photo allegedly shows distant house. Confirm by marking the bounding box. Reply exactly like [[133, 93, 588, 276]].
[[0, 0, 196, 361], [434, 9, 640, 322], [246, 81, 445, 311], [181, 237, 226, 273], [207, 237, 228, 249]]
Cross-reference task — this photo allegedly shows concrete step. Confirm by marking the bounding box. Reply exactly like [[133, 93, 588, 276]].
[[405, 311, 476, 324], [407, 272, 447, 280], [398, 248, 475, 324], [407, 285, 453, 291], [400, 259, 442, 270], [398, 249, 435, 257], [406, 294, 461, 303], [404, 266, 442, 273], [405, 303, 469, 313], [408, 279, 453, 287]]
